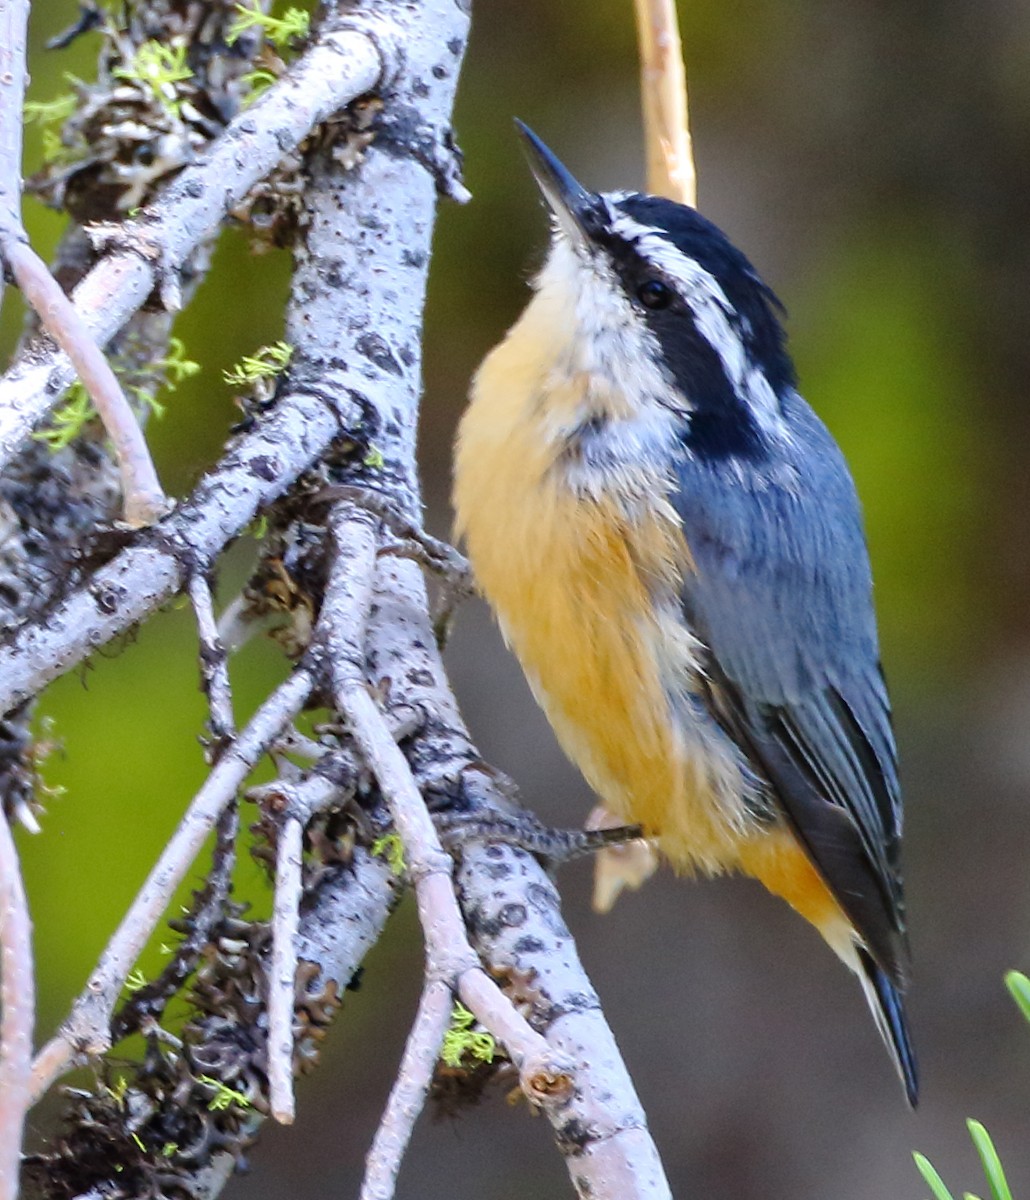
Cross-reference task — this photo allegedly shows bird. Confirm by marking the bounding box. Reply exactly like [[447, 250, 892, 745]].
[[452, 122, 917, 1105]]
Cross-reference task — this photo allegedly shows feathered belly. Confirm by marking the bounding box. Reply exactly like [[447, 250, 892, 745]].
[[466, 472, 757, 875]]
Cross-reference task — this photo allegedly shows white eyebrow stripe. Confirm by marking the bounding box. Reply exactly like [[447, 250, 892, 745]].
[[608, 210, 788, 441]]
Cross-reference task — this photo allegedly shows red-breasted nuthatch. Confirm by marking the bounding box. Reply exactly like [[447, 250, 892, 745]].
[[453, 123, 917, 1105]]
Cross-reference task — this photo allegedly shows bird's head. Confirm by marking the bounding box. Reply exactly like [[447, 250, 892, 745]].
[[516, 121, 797, 459]]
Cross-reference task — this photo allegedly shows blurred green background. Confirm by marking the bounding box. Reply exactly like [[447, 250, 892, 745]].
[[8, 2, 1030, 1197]]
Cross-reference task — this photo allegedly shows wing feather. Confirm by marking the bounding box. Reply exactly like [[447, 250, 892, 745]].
[[673, 392, 907, 981]]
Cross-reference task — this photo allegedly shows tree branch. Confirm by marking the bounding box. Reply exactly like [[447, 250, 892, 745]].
[[0, 24, 383, 468], [360, 978, 453, 1200], [29, 668, 313, 1101], [0, 814, 33, 1200], [0, 386, 351, 717]]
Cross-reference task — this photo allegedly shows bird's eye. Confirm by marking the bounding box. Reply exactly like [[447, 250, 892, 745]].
[[637, 279, 672, 310]]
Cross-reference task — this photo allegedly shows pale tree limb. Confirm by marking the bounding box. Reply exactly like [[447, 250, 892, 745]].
[[322, 505, 575, 1103], [0, 386, 352, 717], [187, 572, 236, 750], [29, 668, 313, 1102], [0, 0, 168, 527], [359, 977, 453, 1200], [365, 555, 675, 1200], [458, 841, 674, 1199], [268, 812, 303, 1125], [634, 0, 696, 205], [0, 0, 29, 324], [0, 25, 384, 469], [0, 815, 33, 1200]]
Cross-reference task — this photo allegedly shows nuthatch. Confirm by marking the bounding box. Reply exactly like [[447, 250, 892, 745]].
[[453, 123, 917, 1104]]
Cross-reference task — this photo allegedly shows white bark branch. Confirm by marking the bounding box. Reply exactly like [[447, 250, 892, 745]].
[[0, 26, 383, 469], [0, 386, 351, 717], [359, 978, 453, 1200], [1, 240, 170, 526], [29, 668, 313, 1102], [457, 843, 673, 1199], [268, 813, 303, 1125], [0, 815, 33, 1200], [187, 572, 236, 748]]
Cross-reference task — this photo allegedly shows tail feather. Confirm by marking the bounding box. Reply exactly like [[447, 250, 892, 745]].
[[855, 946, 919, 1107]]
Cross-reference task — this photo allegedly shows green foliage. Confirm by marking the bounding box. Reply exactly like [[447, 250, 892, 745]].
[[1004, 971, 1030, 1024], [228, 4, 311, 50], [33, 383, 94, 451], [113, 41, 193, 116], [124, 968, 148, 994], [913, 974, 1026, 1200], [33, 338, 199, 451], [240, 68, 280, 105], [439, 1002, 496, 1069], [222, 340, 293, 387], [914, 1152, 959, 1200], [24, 84, 80, 164], [197, 1074, 252, 1113], [914, 1122, 1014, 1200], [371, 832, 406, 877]]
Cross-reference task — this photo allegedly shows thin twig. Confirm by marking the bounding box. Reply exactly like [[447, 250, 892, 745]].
[[0, 815, 33, 1200], [109, 801, 240, 1044], [322, 506, 575, 1104], [0, 386, 356, 719], [0, 27, 384, 469], [363, 553, 674, 1199], [2, 239, 170, 527], [359, 978, 452, 1200], [0, 0, 167, 527], [634, 0, 696, 205], [268, 814, 303, 1125], [29, 669, 313, 1104], [0, 0, 29, 324], [188, 572, 236, 749]]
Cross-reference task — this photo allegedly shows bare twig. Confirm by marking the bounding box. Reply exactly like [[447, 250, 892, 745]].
[[2, 240, 170, 527], [0, 0, 168, 526], [268, 814, 303, 1125], [29, 669, 313, 1102], [0, 815, 33, 1200], [359, 978, 453, 1200], [0, 386, 355, 718], [634, 0, 696, 205], [109, 801, 240, 1044], [188, 573, 236, 749], [0, 0, 29, 324], [0, 26, 384, 469], [322, 506, 575, 1104], [363, 555, 675, 1199]]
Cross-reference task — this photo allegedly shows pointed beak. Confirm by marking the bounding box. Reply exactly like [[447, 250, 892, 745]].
[[514, 120, 604, 243]]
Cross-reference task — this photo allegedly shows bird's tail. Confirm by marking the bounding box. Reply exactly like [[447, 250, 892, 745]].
[[854, 945, 919, 1107]]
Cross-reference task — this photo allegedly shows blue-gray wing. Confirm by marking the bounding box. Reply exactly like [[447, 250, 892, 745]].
[[672, 393, 906, 981]]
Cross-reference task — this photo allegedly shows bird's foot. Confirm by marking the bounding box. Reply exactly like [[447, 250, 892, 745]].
[[432, 808, 644, 866]]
